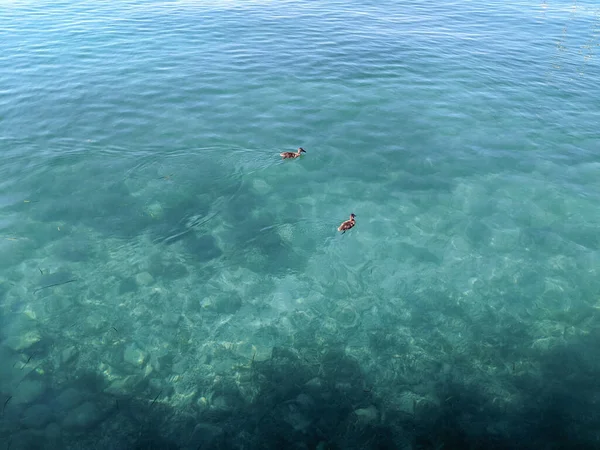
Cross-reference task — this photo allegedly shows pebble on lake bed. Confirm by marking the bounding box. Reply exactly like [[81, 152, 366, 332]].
[[135, 271, 154, 286], [353, 405, 379, 425], [124, 343, 148, 367], [20, 403, 53, 429], [62, 401, 101, 430]]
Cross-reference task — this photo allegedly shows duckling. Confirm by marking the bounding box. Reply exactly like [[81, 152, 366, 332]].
[[338, 213, 356, 233], [280, 147, 306, 159]]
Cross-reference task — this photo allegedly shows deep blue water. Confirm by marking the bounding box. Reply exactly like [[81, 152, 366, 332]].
[[1, 1, 600, 448]]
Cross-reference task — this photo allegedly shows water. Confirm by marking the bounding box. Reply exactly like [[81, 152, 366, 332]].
[[1, 0, 600, 448]]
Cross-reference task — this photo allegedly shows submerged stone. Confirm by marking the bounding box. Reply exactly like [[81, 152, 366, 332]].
[[20, 403, 53, 429], [3, 313, 42, 351], [135, 272, 154, 286], [145, 202, 164, 219], [54, 388, 85, 412], [124, 343, 147, 367], [45, 422, 62, 441], [207, 293, 242, 314], [12, 380, 47, 406], [104, 376, 137, 395], [354, 405, 379, 425], [162, 312, 181, 327], [62, 401, 101, 430], [187, 423, 223, 448], [4, 329, 41, 352], [252, 178, 272, 195], [148, 254, 189, 279], [61, 346, 79, 365], [119, 277, 138, 294], [183, 234, 222, 262], [56, 236, 95, 262]]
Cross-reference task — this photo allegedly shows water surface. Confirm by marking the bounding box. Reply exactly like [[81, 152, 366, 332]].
[[1, 0, 600, 448]]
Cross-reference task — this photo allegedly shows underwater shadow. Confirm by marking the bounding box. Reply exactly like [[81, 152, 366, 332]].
[[409, 328, 600, 450], [12, 331, 600, 450], [507, 328, 600, 450], [191, 345, 398, 450]]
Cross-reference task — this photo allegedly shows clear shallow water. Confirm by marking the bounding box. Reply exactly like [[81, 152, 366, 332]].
[[1, 0, 600, 448]]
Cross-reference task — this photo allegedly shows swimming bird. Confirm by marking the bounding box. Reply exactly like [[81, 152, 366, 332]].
[[338, 213, 356, 233], [280, 147, 306, 159]]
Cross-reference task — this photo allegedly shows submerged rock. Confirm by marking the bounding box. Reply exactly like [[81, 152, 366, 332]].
[[305, 377, 323, 390], [104, 375, 138, 396], [284, 403, 312, 431], [61, 346, 78, 365], [124, 343, 148, 367], [145, 202, 164, 220], [354, 405, 379, 425], [62, 401, 101, 430], [186, 423, 223, 449], [135, 271, 154, 286], [3, 314, 42, 351], [54, 387, 85, 412], [12, 379, 46, 406], [45, 422, 62, 441], [184, 234, 222, 262], [20, 403, 53, 429], [162, 312, 181, 327], [4, 329, 41, 351], [119, 277, 137, 294], [206, 293, 242, 314], [252, 179, 272, 195]]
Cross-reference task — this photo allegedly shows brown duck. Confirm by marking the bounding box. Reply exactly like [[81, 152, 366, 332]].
[[280, 147, 306, 159], [338, 213, 356, 233]]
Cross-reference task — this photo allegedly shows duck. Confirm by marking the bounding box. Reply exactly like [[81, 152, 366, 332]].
[[338, 213, 356, 233], [280, 147, 306, 159]]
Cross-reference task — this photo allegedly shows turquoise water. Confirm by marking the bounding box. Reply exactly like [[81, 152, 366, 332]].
[[1, 0, 600, 448]]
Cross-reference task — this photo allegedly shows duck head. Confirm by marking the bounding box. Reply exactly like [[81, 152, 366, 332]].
[[298, 147, 306, 153]]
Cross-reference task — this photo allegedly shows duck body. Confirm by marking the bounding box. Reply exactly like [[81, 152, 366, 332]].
[[280, 147, 306, 159], [338, 213, 356, 233]]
